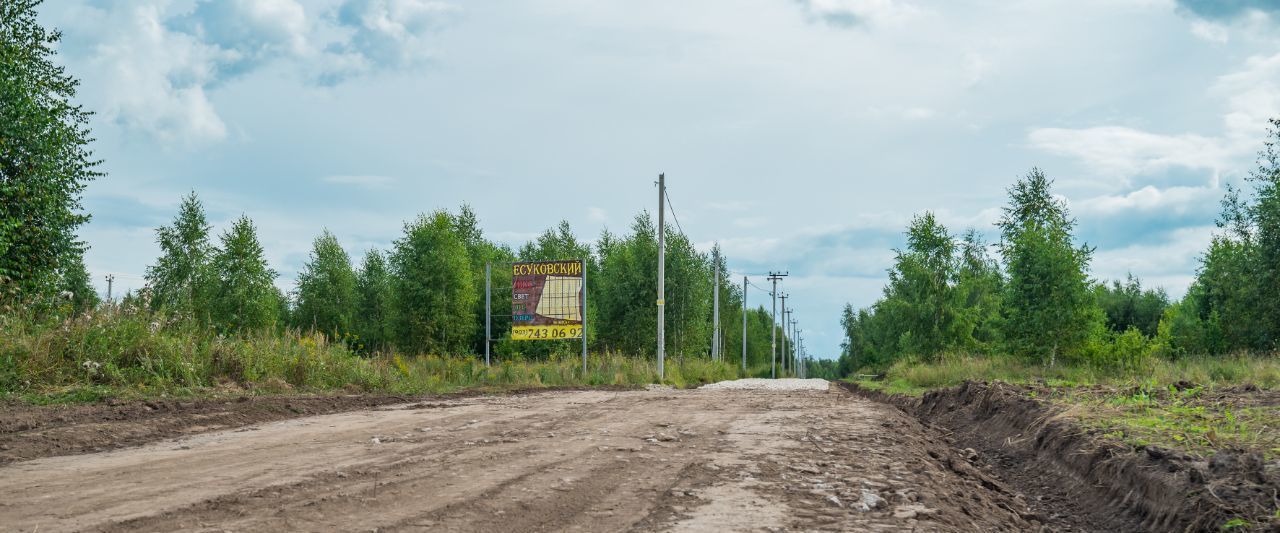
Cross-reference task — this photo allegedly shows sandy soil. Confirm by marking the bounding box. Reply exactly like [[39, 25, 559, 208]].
[[1, 383, 1036, 532]]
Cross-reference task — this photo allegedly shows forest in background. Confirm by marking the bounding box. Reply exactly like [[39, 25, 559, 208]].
[[835, 119, 1280, 379]]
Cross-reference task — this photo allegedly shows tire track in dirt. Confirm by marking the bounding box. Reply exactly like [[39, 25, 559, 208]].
[[1, 384, 1042, 532]]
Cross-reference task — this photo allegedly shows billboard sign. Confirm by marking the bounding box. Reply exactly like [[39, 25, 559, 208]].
[[511, 260, 584, 340]]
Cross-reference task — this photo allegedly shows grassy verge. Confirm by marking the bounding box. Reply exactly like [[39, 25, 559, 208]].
[[852, 354, 1280, 458], [0, 309, 744, 405]]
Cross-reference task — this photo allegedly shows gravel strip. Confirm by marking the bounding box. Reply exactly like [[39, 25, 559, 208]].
[[699, 378, 831, 391]]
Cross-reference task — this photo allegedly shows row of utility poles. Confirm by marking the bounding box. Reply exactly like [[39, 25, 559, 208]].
[[656, 173, 808, 381]]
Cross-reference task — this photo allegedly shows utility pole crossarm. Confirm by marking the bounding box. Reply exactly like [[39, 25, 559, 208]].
[[766, 272, 787, 379]]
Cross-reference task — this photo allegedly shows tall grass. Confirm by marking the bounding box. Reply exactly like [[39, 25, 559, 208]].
[[860, 353, 1280, 395], [0, 306, 743, 403]]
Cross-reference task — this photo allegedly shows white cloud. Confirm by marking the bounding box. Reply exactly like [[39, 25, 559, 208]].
[[1190, 20, 1229, 43], [962, 52, 993, 87], [61, 2, 232, 144], [322, 175, 397, 188], [1091, 225, 1215, 296], [176, 0, 311, 77], [1073, 185, 1220, 216], [1029, 51, 1280, 184], [587, 206, 608, 222], [901, 107, 935, 120], [794, 0, 923, 28], [1028, 126, 1229, 178], [326, 0, 460, 82], [52, 0, 459, 145], [1214, 51, 1280, 143]]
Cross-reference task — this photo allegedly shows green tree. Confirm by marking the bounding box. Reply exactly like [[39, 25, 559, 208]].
[[293, 230, 357, 337], [1249, 118, 1280, 348], [0, 0, 101, 306], [1191, 184, 1263, 352], [595, 214, 660, 355], [997, 168, 1096, 366], [594, 212, 714, 358], [455, 205, 516, 356], [59, 252, 97, 314], [951, 229, 1003, 353], [145, 193, 213, 317], [390, 210, 476, 355], [354, 249, 394, 353], [878, 212, 956, 360], [1154, 284, 1212, 358], [208, 216, 278, 332], [1094, 274, 1169, 338]]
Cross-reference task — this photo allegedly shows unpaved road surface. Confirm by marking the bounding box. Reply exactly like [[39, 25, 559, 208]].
[[1, 381, 1040, 532]]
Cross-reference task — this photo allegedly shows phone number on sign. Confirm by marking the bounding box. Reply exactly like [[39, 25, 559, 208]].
[[511, 325, 583, 341]]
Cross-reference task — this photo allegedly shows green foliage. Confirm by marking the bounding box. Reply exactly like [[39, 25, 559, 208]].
[[354, 249, 394, 353], [838, 216, 1003, 373], [1154, 289, 1213, 358], [293, 230, 357, 337], [0, 302, 743, 401], [59, 252, 98, 314], [145, 192, 213, 317], [998, 168, 1096, 367], [389, 210, 477, 355], [0, 0, 100, 308], [1095, 274, 1169, 337], [880, 212, 957, 359], [208, 216, 278, 333], [1249, 118, 1280, 348], [455, 205, 516, 355]]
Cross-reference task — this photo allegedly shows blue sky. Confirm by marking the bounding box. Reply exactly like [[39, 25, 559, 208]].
[[39, 0, 1280, 359]]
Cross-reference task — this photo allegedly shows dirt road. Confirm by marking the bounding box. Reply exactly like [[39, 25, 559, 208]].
[[1, 381, 1040, 532]]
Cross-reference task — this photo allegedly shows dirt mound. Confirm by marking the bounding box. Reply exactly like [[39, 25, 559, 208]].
[[842, 381, 1280, 532]]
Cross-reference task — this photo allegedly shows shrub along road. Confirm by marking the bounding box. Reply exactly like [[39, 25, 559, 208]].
[[3, 381, 1062, 532]]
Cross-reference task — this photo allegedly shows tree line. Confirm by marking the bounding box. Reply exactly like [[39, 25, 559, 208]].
[[838, 119, 1280, 375], [132, 193, 793, 365]]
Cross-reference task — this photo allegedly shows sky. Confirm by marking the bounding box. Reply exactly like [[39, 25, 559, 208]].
[[37, 0, 1280, 360]]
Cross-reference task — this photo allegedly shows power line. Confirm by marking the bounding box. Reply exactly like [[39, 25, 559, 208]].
[[663, 188, 687, 237]]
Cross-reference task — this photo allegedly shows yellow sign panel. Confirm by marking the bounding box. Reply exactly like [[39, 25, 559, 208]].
[[511, 325, 583, 340]]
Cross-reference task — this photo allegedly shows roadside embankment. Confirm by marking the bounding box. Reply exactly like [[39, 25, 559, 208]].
[[841, 381, 1280, 532]]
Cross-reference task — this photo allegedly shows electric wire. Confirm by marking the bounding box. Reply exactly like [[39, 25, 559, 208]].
[[663, 188, 687, 237]]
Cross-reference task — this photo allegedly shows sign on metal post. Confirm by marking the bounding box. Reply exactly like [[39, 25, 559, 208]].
[[511, 260, 585, 341]]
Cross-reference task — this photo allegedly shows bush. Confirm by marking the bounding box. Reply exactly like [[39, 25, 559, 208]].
[[0, 305, 742, 402]]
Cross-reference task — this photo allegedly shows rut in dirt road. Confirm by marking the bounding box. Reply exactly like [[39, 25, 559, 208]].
[[1, 382, 1038, 532]]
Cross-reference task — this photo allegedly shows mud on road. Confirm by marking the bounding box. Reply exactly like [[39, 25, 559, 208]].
[[2, 383, 1042, 532]]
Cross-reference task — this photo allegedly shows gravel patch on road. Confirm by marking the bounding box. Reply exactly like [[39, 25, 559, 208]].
[[699, 378, 830, 391]]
